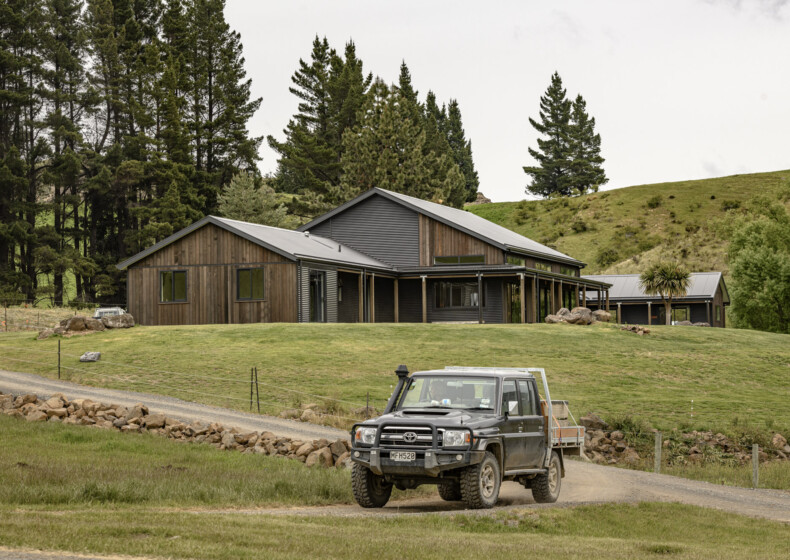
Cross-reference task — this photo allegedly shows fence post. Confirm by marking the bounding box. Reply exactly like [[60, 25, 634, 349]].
[[249, 367, 253, 411], [752, 444, 759, 489], [366, 391, 370, 417], [654, 431, 662, 473], [254, 366, 260, 414], [58, 339, 61, 379], [4, 306, 7, 332]]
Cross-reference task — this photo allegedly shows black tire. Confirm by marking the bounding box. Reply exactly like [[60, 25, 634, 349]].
[[459, 451, 500, 509], [531, 451, 562, 504], [351, 463, 392, 508], [438, 480, 462, 501]]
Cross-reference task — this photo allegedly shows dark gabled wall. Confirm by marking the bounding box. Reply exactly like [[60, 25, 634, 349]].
[[308, 194, 419, 268]]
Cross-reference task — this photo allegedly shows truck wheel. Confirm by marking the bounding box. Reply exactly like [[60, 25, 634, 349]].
[[351, 463, 392, 508], [531, 451, 562, 504], [459, 451, 500, 509], [438, 480, 462, 501]]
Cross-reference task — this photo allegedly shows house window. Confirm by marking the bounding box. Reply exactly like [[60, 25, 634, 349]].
[[716, 305, 722, 322], [534, 261, 552, 272], [434, 255, 485, 265], [237, 268, 265, 300], [435, 281, 485, 308], [507, 255, 526, 267], [560, 266, 577, 277], [160, 270, 187, 303]]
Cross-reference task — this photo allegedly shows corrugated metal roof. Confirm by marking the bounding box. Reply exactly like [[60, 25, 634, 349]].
[[116, 216, 393, 271], [581, 272, 726, 301], [300, 188, 583, 266]]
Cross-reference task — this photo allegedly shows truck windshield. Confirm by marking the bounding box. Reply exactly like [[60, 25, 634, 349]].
[[400, 376, 497, 410]]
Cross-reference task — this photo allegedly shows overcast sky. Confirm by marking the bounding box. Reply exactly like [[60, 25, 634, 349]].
[[226, 1, 790, 202]]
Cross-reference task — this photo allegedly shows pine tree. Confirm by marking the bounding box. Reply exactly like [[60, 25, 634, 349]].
[[523, 71, 573, 198], [268, 37, 370, 217], [567, 94, 607, 195], [218, 173, 294, 228], [340, 80, 464, 205], [444, 100, 479, 203]]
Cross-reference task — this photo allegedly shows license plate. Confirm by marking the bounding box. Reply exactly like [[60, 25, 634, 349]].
[[390, 451, 416, 462]]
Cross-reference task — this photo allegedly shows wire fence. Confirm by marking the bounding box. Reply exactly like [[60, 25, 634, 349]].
[[0, 340, 380, 427]]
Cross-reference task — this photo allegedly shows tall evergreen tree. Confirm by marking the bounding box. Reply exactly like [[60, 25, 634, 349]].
[[444, 99, 479, 203], [567, 94, 607, 194], [340, 80, 464, 206], [523, 71, 572, 198], [268, 37, 370, 217]]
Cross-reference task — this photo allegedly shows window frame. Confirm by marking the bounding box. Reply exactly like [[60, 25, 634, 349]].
[[159, 270, 188, 304], [236, 267, 266, 301], [434, 280, 486, 309], [433, 255, 485, 266]]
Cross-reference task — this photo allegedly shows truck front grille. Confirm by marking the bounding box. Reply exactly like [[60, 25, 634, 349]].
[[380, 425, 438, 448]]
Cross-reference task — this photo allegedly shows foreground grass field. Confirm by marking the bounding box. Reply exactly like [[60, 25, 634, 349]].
[[1, 322, 788, 435], [0, 502, 787, 560], [0, 414, 353, 507]]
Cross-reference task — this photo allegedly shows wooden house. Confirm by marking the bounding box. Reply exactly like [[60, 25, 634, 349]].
[[118, 188, 611, 325]]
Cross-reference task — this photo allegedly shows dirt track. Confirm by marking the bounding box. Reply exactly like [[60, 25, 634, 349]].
[[2, 368, 790, 526]]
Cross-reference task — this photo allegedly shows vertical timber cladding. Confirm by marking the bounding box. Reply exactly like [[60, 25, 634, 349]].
[[127, 223, 297, 325], [419, 215, 504, 265]]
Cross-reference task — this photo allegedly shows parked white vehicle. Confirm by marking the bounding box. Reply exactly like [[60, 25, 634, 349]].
[[93, 307, 126, 319]]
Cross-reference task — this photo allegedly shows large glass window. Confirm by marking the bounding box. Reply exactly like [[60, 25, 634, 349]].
[[434, 255, 485, 265], [400, 376, 497, 410], [716, 305, 722, 322], [160, 271, 187, 303], [507, 255, 526, 267], [517, 379, 537, 416], [560, 266, 578, 277], [237, 268, 265, 300], [534, 261, 552, 272], [435, 281, 485, 308]]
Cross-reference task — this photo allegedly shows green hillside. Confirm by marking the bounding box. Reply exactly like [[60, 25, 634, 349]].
[[467, 170, 790, 275]]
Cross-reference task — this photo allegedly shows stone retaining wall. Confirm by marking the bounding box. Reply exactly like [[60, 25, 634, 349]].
[[0, 391, 352, 469]]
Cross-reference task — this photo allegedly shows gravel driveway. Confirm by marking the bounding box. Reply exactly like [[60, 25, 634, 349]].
[[0, 369, 347, 442]]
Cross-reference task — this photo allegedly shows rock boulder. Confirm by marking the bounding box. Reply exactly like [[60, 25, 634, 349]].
[[102, 313, 135, 328]]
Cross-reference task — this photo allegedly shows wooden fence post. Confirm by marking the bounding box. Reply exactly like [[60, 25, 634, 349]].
[[654, 431, 662, 473], [752, 444, 759, 489]]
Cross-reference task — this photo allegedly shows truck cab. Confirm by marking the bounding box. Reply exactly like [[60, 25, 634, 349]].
[[350, 366, 584, 509]]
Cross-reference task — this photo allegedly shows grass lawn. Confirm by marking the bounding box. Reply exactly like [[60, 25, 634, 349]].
[[1, 322, 788, 436], [468, 169, 790, 276], [0, 413, 354, 508], [0, 502, 787, 560]]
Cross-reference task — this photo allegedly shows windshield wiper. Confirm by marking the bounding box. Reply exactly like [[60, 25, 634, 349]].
[[466, 406, 494, 411]]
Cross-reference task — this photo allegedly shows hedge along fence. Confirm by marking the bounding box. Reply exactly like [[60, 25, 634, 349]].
[[0, 340, 381, 429]]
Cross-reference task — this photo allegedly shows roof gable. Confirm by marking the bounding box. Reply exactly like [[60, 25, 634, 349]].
[[300, 188, 584, 266], [117, 216, 393, 271]]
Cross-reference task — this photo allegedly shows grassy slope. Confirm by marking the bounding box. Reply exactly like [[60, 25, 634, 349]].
[[0, 502, 787, 560], [467, 170, 790, 275], [1, 322, 789, 435]]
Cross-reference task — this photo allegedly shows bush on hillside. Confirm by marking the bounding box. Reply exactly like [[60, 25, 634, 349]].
[[646, 195, 663, 209]]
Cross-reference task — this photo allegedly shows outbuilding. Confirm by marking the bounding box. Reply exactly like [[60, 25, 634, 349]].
[[581, 272, 729, 327]]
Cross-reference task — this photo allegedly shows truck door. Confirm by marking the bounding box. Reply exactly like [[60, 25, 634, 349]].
[[500, 379, 528, 470], [519, 379, 546, 467]]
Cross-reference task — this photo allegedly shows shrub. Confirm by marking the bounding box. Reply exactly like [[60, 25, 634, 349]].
[[685, 224, 700, 234], [570, 218, 588, 233], [646, 195, 663, 209], [596, 247, 620, 267], [720, 199, 740, 211]]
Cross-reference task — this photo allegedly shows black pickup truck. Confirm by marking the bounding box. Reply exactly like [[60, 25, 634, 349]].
[[350, 366, 584, 509]]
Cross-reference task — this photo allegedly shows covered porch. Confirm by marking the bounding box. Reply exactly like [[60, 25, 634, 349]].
[[330, 266, 611, 324]]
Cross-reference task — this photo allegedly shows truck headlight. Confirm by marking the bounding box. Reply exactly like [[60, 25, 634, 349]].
[[443, 430, 470, 448], [355, 427, 376, 445]]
